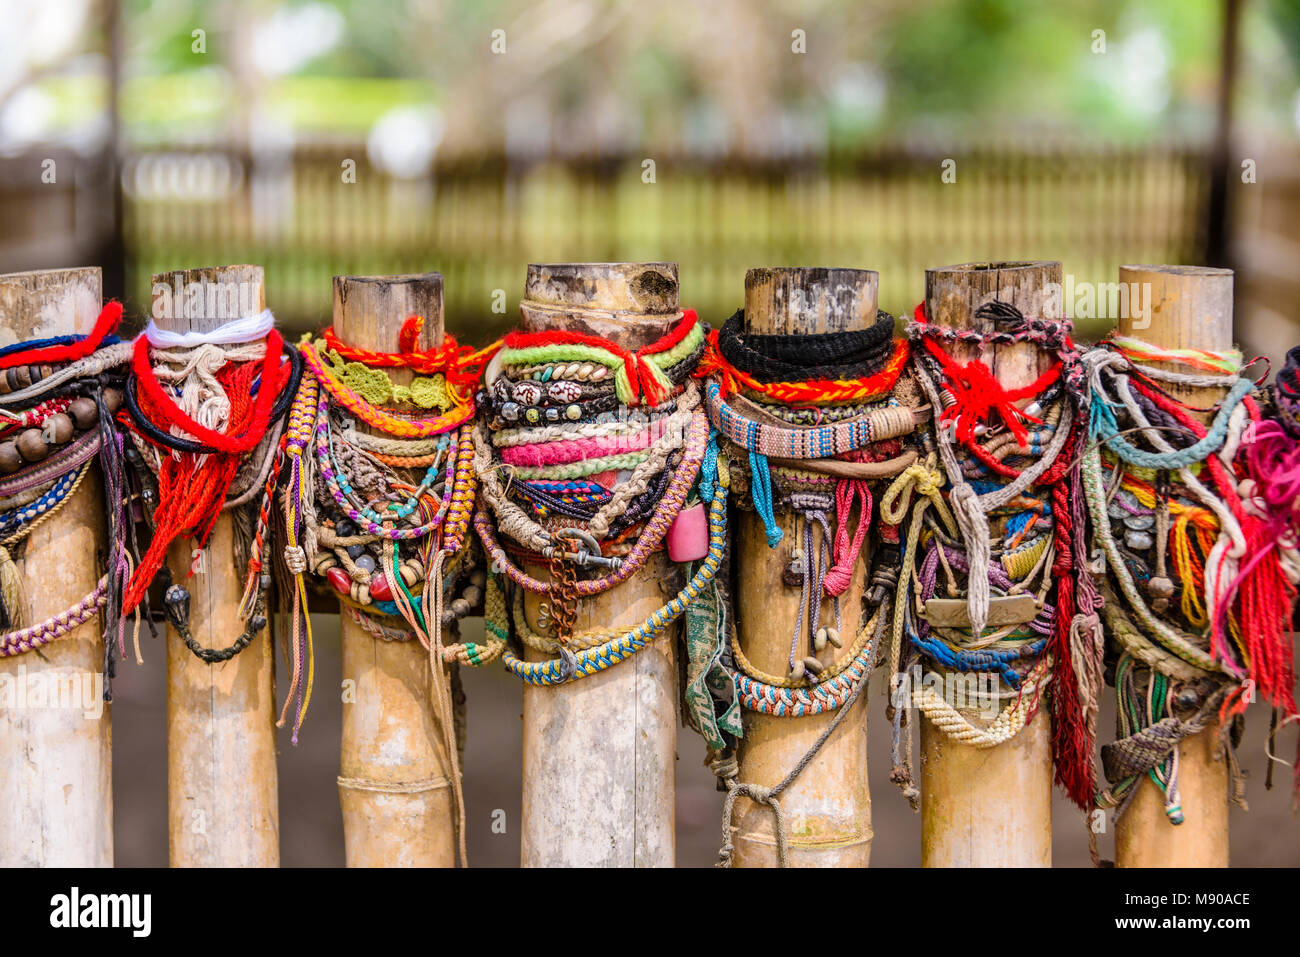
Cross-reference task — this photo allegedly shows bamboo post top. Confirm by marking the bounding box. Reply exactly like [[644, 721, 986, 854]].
[[334, 273, 444, 353], [151, 265, 266, 333], [924, 261, 1062, 328], [1118, 264, 1233, 352], [0, 267, 102, 340], [521, 262, 681, 344], [743, 267, 879, 334], [925, 261, 1062, 387]]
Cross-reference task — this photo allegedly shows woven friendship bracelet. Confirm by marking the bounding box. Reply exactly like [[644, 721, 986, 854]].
[[500, 481, 728, 685], [707, 381, 917, 459]]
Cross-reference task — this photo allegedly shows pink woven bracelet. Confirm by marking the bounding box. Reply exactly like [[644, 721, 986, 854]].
[[498, 423, 666, 468]]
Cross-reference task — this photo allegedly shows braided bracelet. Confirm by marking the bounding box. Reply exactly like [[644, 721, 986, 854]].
[[123, 340, 302, 455], [301, 339, 474, 438], [500, 482, 727, 684], [475, 412, 708, 595], [0, 575, 108, 657], [715, 309, 897, 383], [497, 309, 702, 408]]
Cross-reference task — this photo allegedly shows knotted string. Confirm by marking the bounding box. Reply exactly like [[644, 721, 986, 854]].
[[823, 479, 871, 597]]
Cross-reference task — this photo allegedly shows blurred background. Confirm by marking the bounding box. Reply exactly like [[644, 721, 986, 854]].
[[2, 0, 1298, 866]]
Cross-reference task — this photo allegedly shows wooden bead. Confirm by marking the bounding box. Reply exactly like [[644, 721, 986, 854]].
[[67, 397, 99, 430], [11, 366, 31, 389], [101, 388, 124, 414], [42, 412, 74, 445], [0, 442, 21, 474], [16, 428, 48, 462]]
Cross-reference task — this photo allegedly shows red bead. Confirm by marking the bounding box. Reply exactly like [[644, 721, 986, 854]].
[[326, 567, 351, 596], [368, 573, 393, 601]]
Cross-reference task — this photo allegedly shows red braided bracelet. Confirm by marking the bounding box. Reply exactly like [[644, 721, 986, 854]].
[[694, 328, 910, 404], [318, 316, 497, 391], [0, 300, 123, 370], [501, 309, 699, 407]]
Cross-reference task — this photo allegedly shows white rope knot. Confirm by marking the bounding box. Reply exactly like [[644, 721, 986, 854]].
[[283, 545, 308, 575]]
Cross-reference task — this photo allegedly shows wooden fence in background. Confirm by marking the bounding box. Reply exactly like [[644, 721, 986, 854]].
[[117, 140, 1212, 341]]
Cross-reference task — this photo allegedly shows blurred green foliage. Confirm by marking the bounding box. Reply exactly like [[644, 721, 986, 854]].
[[90, 0, 1299, 145]]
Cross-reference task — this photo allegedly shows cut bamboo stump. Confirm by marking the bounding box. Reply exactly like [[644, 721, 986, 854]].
[[1113, 264, 1233, 868], [334, 273, 458, 867], [729, 267, 875, 867], [0, 268, 112, 867], [154, 265, 279, 867], [919, 261, 1059, 868], [517, 262, 680, 867]]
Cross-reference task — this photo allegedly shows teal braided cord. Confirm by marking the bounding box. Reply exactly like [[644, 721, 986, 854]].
[[1090, 375, 1252, 470], [749, 449, 782, 547], [502, 484, 728, 685], [1081, 444, 1220, 673]]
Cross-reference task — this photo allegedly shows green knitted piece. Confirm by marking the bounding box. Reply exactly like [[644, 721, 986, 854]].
[[323, 349, 452, 410]]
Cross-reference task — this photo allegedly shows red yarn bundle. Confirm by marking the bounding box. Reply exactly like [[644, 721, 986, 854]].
[[1133, 377, 1296, 714], [121, 331, 291, 615]]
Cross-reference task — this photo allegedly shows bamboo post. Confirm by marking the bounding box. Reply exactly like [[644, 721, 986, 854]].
[[334, 273, 458, 867], [0, 268, 112, 867], [153, 265, 280, 867], [1112, 264, 1232, 868], [728, 267, 876, 867], [517, 262, 680, 867], [919, 261, 1059, 868]]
